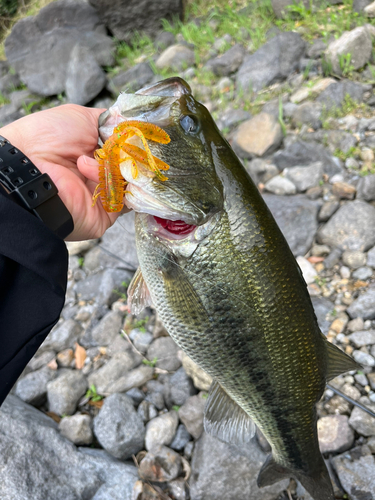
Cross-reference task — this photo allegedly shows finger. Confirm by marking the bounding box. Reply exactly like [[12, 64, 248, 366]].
[[77, 155, 100, 183]]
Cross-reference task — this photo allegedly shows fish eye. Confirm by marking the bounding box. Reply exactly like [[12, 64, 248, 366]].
[[180, 115, 199, 135]]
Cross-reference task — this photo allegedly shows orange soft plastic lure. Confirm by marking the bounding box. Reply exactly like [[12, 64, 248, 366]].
[[92, 120, 171, 212]]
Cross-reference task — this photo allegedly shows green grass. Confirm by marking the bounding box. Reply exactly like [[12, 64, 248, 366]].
[[275, 0, 371, 43], [85, 384, 103, 403], [142, 357, 158, 367]]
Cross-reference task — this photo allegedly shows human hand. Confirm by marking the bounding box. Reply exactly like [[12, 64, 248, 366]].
[[0, 104, 128, 241]]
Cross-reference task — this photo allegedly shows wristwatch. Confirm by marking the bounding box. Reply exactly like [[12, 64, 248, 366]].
[[0, 135, 74, 239]]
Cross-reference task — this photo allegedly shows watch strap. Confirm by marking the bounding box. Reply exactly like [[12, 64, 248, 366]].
[[0, 135, 73, 239]]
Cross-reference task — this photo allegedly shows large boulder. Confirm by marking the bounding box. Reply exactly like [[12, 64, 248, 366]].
[[236, 31, 306, 93], [5, 0, 112, 102], [0, 395, 138, 499], [88, 0, 183, 42]]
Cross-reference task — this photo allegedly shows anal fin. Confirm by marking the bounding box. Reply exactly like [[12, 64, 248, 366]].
[[324, 337, 361, 381], [127, 267, 152, 315], [204, 381, 256, 446]]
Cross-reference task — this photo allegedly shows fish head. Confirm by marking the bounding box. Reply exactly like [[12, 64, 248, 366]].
[[99, 77, 227, 232]]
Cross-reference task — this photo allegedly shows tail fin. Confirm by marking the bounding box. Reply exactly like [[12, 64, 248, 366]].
[[257, 455, 334, 500]]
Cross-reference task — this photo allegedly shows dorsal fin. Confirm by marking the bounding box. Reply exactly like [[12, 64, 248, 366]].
[[204, 381, 256, 446], [324, 337, 361, 381], [127, 267, 152, 315]]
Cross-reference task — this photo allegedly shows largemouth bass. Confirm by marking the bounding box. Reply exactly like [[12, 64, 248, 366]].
[[98, 77, 359, 500]]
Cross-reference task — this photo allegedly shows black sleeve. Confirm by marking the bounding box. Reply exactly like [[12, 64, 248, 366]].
[[0, 190, 68, 406]]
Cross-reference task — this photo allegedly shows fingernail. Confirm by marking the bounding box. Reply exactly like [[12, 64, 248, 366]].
[[82, 155, 96, 165]]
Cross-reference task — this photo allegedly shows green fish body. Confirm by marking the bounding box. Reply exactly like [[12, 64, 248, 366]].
[[100, 78, 359, 500]]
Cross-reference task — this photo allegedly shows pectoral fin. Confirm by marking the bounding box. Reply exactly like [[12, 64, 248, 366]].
[[324, 337, 361, 381], [160, 258, 211, 327], [127, 267, 152, 315], [204, 381, 256, 446]]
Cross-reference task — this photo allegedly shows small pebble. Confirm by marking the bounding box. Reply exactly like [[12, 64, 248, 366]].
[[340, 266, 351, 279], [352, 267, 373, 281]]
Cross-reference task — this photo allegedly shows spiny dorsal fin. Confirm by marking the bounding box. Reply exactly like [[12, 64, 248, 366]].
[[325, 338, 361, 381], [127, 267, 152, 315], [204, 381, 256, 446]]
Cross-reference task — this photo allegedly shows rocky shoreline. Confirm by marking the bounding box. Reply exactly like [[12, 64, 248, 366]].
[[1, 0, 375, 499]]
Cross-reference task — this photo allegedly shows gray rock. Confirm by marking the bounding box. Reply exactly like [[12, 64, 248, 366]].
[[205, 44, 246, 76], [263, 194, 320, 256], [245, 159, 279, 186], [317, 80, 365, 111], [27, 350, 56, 372], [74, 272, 104, 301], [137, 400, 158, 423], [357, 174, 375, 201], [232, 112, 283, 159], [168, 478, 187, 500], [15, 367, 57, 406], [156, 44, 195, 71], [145, 410, 179, 451], [0, 395, 138, 500], [352, 350, 375, 367], [353, 0, 373, 12], [93, 393, 145, 459], [273, 139, 342, 178], [347, 289, 375, 320], [130, 329, 154, 354], [325, 130, 358, 155], [190, 432, 288, 500], [88, 351, 139, 394], [106, 365, 154, 394], [59, 414, 93, 445], [154, 31, 176, 51], [342, 250, 367, 269], [307, 38, 327, 59], [264, 175, 296, 195], [291, 101, 322, 130], [0, 102, 22, 127], [66, 43, 107, 105], [324, 27, 373, 76], [47, 370, 88, 415], [40, 319, 83, 353], [139, 446, 181, 482], [318, 200, 340, 222], [170, 367, 196, 406], [4, 0, 109, 96], [236, 31, 306, 93], [353, 267, 373, 280], [347, 317, 365, 332], [0, 72, 21, 95], [216, 108, 251, 131], [91, 310, 124, 346], [170, 424, 191, 451], [146, 337, 181, 371], [348, 330, 375, 347], [332, 446, 375, 500], [317, 201, 375, 251], [100, 213, 138, 271], [368, 246, 375, 267], [311, 297, 334, 335], [284, 162, 323, 192], [108, 62, 154, 94], [317, 415, 354, 454], [324, 247, 342, 269], [178, 394, 206, 439], [88, 0, 183, 43]]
